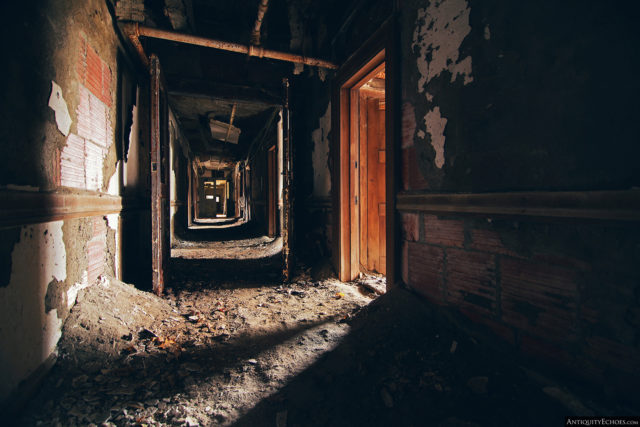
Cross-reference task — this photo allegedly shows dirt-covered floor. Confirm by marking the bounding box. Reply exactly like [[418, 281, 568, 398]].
[[14, 232, 636, 426]]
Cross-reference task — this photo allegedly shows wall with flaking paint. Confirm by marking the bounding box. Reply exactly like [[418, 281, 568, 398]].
[[0, 0, 148, 405], [398, 0, 640, 401]]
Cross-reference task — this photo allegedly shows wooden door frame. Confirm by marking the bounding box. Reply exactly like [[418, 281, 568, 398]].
[[150, 54, 170, 295], [267, 145, 277, 237], [331, 18, 399, 286]]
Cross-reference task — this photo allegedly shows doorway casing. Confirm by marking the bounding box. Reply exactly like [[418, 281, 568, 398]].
[[331, 20, 399, 286]]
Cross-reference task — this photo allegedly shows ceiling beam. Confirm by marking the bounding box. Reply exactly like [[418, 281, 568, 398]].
[[122, 23, 338, 69]]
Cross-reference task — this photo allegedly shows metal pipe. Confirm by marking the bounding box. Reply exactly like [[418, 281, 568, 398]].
[[123, 23, 337, 70], [121, 22, 150, 67], [251, 0, 270, 46], [224, 103, 237, 143]]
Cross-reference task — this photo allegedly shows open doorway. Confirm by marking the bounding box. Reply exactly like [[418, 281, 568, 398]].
[[333, 24, 397, 288]]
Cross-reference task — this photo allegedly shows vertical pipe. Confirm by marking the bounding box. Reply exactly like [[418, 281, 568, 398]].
[[277, 108, 284, 233], [251, 0, 270, 46]]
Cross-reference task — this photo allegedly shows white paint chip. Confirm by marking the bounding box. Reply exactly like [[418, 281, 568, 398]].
[[48, 81, 72, 136], [107, 161, 121, 196], [425, 107, 448, 169], [412, 0, 474, 91]]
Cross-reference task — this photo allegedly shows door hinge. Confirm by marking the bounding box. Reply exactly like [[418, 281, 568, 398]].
[[355, 161, 358, 169], [355, 195, 358, 205]]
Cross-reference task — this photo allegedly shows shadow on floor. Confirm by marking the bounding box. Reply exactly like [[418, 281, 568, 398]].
[[232, 288, 576, 427]]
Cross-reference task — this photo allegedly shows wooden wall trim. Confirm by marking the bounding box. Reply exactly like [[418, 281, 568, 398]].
[[396, 190, 640, 221], [0, 190, 147, 228]]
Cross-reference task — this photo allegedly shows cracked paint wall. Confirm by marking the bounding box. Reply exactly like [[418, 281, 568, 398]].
[[311, 103, 331, 199], [398, 0, 640, 401], [0, 0, 144, 406], [0, 222, 65, 401]]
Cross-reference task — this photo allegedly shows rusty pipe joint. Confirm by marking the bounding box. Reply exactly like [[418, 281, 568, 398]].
[[248, 44, 265, 58]]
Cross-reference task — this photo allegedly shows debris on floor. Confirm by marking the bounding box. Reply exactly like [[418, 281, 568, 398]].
[[18, 273, 372, 426], [17, 272, 636, 426]]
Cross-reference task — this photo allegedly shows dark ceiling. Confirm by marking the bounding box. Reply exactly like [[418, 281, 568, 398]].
[[125, 0, 360, 167]]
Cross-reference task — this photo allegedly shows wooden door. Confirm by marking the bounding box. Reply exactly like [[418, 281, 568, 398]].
[[150, 54, 170, 295], [359, 96, 386, 274]]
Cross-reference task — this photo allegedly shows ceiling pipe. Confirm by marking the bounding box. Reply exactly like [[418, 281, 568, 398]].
[[121, 23, 337, 70], [224, 103, 237, 143], [251, 0, 270, 46], [121, 22, 150, 68]]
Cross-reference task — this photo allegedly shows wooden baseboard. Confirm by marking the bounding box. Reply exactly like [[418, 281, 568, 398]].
[[0, 190, 148, 228], [396, 190, 640, 221]]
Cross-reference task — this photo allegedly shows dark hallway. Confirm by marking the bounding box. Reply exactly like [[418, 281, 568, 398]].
[[1, 0, 640, 425]]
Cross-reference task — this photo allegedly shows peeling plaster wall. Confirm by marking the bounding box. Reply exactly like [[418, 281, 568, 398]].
[[398, 0, 640, 399], [0, 222, 65, 401], [311, 103, 331, 199], [0, 0, 134, 405]]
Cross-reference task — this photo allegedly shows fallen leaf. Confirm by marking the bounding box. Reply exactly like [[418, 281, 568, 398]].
[[335, 292, 345, 299]]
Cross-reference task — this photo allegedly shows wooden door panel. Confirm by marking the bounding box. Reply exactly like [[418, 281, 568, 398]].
[[367, 97, 381, 272], [359, 94, 368, 268]]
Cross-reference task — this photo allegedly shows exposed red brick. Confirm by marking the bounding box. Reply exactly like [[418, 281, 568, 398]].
[[446, 249, 497, 315], [424, 215, 465, 247], [501, 257, 578, 343], [92, 216, 106, 237], [77, 34, 112, 107], [586, 336, 640, 374], [469, 228, 516, 256], [401, 148, 410, 191], [459, 307, 515, 345], [531, 254, 591, 271], [400, 212, 419, 242], [87, 216, 107, 284], [401, 241, 409, 285], [401, 102, 416, 149], [408, 242, 444, 304], [406, 145, 429, 190], [520, 335, 574, 366]]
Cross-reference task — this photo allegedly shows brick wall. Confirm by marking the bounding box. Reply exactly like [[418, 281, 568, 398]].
[[401, 213, 640, 393]]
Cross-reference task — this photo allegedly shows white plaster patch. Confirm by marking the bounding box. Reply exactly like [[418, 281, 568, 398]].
[[107, 161, 121, 196], [425, 107, 448, 169], [311, 103, 332, 198], [48, 81, 72, 136], [412, 0, 474, 91], [0, 221, 66, 401], [66, 271, 89, 310], [106, 213, 119, 231]]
